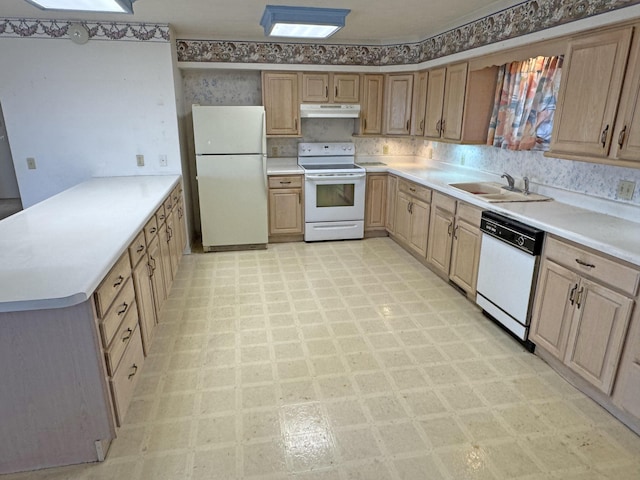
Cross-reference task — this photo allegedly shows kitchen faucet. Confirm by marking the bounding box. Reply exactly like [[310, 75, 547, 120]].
[[501, 172, 520, 192]]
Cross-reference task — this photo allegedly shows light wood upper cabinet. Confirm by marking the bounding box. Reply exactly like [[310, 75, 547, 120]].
[[424, 64, 469, 140], [301, 73, 360, 103], [360, 74, 385, 135], [411, 71, 428, 136], [424, 63, 497, 144], [550, 27, 633, 159], [364, 173, 387, 233], [530, 236, 638, 395], [384, 74, 414, 135], [262, 71, 300, 136]]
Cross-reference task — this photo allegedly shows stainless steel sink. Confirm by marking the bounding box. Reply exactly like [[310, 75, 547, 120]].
[[449, 181, 552, 203]]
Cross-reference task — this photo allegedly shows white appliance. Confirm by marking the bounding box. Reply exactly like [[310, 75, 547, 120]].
[[298, 142, 366, 242], [193, 105, 268, 251], [476, 211, 545, 351]]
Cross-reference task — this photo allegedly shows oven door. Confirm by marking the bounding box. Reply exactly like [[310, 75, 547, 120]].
[[304, 173, 366, 222]]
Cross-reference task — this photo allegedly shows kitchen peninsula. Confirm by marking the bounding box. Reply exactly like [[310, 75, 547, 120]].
[[0, 175, 186, 474]]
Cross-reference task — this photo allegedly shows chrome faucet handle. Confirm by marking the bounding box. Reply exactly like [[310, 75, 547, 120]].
[[523, 176, 530, 195]]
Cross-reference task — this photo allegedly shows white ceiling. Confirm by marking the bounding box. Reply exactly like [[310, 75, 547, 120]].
[[4, 0, 523, 44]]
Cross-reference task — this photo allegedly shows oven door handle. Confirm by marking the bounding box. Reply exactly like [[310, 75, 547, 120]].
[[305, 173, 366, 180]]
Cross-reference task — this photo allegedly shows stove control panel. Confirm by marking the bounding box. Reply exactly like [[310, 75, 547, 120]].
[[298, 142, 355, 157]]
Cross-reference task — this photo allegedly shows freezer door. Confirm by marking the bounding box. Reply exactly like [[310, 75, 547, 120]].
[[196, 154, 268, 248], [193, 105, 265, 155]]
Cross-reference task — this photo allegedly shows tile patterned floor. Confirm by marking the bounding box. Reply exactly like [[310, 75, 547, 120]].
[[6, 238, 640, 479]]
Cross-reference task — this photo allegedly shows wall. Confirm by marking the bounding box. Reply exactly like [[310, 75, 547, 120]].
[[0, 37, 182, 207]]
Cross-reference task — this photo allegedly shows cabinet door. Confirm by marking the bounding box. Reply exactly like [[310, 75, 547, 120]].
[[132, 256, 156, 355], [424, 67, 446, 138], [408, 198, 430, 257], [384, 74, 414, 135], [394, 191, 411, 244], [158, 223, 173, 300], [385, 174, 397, 233], [263, 72, 300, 135], [166, 210, 180, 279], [426, 202, 454, 276], [365, 174, 387, 231], [268, 188, 303, 235], [550, 27, 633, 157], [530, 260, 579, 359], [565, 279, 633, 394], [333, 74, 360, 103], [441, 63, 469, 141], [147, 234, 166, 316], [449, 216, 481, 295], [411, 71, 428, 136], [613, 34, 640, 163], [302, 73, 329, 102], [361, 75, 384, 135]]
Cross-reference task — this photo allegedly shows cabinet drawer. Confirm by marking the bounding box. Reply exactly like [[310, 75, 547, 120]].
[[171, 185, 181, 207], [269, 175, 303, 189], [110, 327, 144, 426], [144, 216, 159, 243], [105, 307, 139, 376], [433, 191, 456, 213], [163, 195, 174, 213], [156, 205, 167, 225], [128, 231, 147, 267], [100, 279, 136, 348], [95, 252, 131, 318], [398, 179, 431, 203], [457, 202, 482, 227], [544, 236, 640, 296]]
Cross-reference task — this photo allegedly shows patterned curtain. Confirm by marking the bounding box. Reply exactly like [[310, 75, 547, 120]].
[[487, 55, 563, 151]]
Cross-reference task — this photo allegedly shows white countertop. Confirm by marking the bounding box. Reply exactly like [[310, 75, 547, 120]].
[[266, 157, 303, 175], [267, 155, 640, 266], [0, 175, 180, 313]]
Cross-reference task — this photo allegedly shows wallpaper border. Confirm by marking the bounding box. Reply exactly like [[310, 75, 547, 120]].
[[176, 0, 640, 65], [0, 18, 170, 42]]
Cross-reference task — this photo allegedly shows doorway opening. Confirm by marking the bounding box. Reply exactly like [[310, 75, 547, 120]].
[[0, 101, 22, 220]]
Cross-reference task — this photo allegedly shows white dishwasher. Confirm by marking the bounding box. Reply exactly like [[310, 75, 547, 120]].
[[476, 211, 545, 351]]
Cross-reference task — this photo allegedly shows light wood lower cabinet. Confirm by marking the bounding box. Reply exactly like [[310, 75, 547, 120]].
[[268, 175, 304, 241], [426, 192, 482, 296], [530, 236, 638, 395], [364, 173, 387, 235], [385, 174, 398, 233], [393, 179, 431, 257]]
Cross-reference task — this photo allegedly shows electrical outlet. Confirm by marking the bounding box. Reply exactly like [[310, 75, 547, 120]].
[[26, 157, 36, 170], [617, 180, 636, 200], [271, 146, 278, 157], [382, 144, 389, 155], [159, 154, 168, 167], [136, 154, 144, 167], [460, 154, 466, 166]]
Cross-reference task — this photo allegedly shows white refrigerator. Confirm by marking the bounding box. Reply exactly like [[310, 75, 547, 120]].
[[193, 105, 268, 251]]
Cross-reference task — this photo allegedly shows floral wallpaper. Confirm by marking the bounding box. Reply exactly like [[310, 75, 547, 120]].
[[176, 0, 640, 65], [0, 18, 169, 42]]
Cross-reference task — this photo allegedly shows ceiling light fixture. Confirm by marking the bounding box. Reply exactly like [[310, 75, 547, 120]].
[[24, 0, 135, 14], [260, 5, 350, 39]]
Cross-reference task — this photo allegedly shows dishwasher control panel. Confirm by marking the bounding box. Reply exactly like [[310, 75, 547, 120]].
[[480, 211, 545, 255]]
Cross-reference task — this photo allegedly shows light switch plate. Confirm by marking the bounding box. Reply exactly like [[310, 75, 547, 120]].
[[136, 154, 144, 167], [26, 157, 36, 170]]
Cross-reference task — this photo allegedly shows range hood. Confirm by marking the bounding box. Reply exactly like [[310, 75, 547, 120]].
[[300, 103, 361, 118]]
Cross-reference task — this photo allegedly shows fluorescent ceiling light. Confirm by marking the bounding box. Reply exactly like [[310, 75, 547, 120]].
[[24, 0, 135, 13], [260, 5, 350, 39]]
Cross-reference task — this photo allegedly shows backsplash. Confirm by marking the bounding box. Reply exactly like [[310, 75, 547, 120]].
[[418, 141, 640, 207]]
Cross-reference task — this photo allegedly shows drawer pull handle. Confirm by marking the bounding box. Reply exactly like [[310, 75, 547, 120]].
[[150, 227, 157, 234], [136, 245, 145, 253], [117, 303, 128, 316], [280, 181, 292, 185], [122, 328, 133, 342], [409, 187, 416, 192], [575, 259, 595, 269], [569, 284, 578, 305], [128, 364, 138, 379], [113, 275, 124, 288]]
